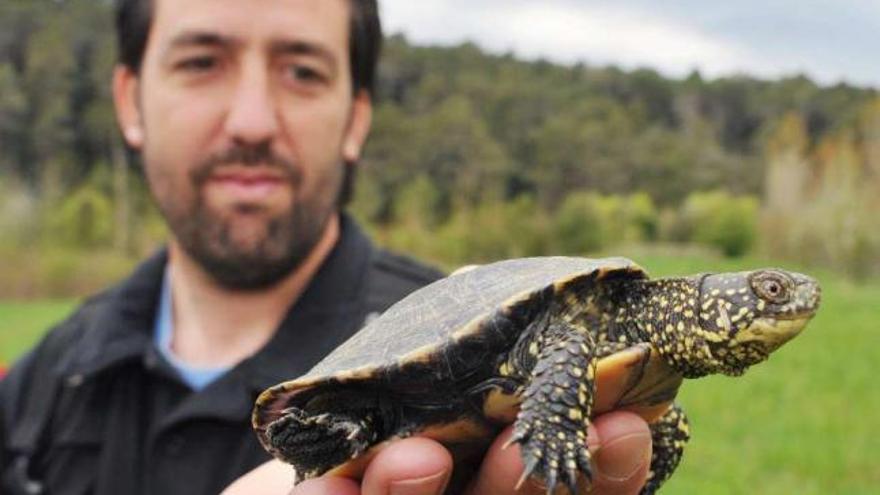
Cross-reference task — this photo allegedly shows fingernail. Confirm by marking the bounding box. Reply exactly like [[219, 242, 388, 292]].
[[389, 470, 450, 495], [594, 432, 652, 482]]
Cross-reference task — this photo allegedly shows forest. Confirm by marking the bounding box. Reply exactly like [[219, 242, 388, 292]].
[[1, 0, 879, 298]]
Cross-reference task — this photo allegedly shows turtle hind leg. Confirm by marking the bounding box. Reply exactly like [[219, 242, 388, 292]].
[[641, 403, 690, 495], [266, 407, 375, 482], [509, 320, 596, 495]]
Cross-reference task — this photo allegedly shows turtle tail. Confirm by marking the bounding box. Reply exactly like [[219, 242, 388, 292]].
[[265, 407, 376, 482]]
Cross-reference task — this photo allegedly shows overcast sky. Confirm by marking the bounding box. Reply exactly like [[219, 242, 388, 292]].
[[381, 0, 880, 89]]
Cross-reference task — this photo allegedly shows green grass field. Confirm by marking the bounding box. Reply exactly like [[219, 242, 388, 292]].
[[0, 300, 77, 365], [0, 252, 877, 493]]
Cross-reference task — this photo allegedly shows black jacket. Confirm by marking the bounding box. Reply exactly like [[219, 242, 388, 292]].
[[0, 216, 444, 495]]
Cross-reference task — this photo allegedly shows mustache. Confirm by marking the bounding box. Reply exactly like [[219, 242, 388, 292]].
[[190, 143, 302, 187]]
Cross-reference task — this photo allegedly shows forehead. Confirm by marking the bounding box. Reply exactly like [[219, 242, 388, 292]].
[[149, 0, 350, 54]]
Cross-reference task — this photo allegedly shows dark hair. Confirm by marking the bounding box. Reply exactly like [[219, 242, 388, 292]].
[[115, 0, 383, 95]]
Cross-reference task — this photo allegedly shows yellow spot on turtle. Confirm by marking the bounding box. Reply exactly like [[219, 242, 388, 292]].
[[499, 363, 511, 376], [730, 307, 751, 324], [568, 409, 583, 421], [529, 342, 539, 356]]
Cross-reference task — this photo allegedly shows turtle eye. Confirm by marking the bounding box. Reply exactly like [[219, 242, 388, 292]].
[[751, 272, 790, 304]]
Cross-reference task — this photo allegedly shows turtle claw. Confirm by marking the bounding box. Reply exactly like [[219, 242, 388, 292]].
[[544, 465, 558, 495], [503, 427, 529, 451], [346, 427, 362, 442], [565, 466, 579, 495], [511, 415, 592, 494], [515, 454, 541, 491]]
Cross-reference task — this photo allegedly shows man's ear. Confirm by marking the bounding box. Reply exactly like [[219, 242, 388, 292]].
[[342, 90, 373, 163], [113, 65, 144, 149]]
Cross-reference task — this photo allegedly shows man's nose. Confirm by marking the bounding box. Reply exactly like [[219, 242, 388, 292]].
[[224, 70, 280, 145]]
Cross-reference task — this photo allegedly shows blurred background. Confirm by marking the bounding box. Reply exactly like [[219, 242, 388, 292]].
[[0, 1, 878, 492]]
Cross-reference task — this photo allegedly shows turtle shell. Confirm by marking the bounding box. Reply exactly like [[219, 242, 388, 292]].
[[279, 257, 642, 381], [253, 256, 682, 479]]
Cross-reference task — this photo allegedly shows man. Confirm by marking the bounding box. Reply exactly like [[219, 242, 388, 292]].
[[1, 1, 650, 494]]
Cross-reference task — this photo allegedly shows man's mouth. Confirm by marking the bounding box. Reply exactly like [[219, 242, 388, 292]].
[[206, 168, 290, 202]]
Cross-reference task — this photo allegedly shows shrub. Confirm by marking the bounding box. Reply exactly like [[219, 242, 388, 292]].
[[552, 191, 658, 254], [0, 179, 40, 249], [436, 196, 550, 264], [766, 190, 880, 281], [46, 185, 114, 249], [553, 192, 606, 253], [681, 191, 759, 257]]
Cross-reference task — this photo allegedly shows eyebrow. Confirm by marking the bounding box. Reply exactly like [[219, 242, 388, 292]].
[[162, 31, 242, 57], [162, 32, 338, 71]]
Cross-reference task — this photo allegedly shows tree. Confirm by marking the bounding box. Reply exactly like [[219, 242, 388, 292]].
[[0, 63, 25, 174], [764, 112, 810, 214], [414, 95, 511, 212]]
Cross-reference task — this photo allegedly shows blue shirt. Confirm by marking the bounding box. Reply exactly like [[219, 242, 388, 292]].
[[154, 271, 231, 390]]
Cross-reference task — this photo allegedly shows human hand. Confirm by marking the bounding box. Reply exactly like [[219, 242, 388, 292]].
[[221, 438, 453, 495], [223, 410, 650, 495], [464, 411, 651, 494]]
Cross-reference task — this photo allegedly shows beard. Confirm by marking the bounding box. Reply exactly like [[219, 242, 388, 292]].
[[155, 143, 344, 290]]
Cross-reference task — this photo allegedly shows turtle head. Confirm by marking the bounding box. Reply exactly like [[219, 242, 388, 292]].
[[694, 269, 821, 375]]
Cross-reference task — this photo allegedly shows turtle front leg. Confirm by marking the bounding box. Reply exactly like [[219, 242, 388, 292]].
[[266, 407, 375, 483], [508, 320, 597, 495], [641, 403, 690, 495]]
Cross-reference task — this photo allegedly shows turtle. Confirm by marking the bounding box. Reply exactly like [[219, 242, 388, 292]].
[[252, 257, 821, 494]]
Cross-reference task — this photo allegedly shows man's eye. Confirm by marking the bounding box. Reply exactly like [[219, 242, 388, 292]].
[[286, 65, 326, 84], [176, 56, 218, 72]]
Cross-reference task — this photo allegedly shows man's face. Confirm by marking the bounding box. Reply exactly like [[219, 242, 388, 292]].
[[117, 0, 371, 289]]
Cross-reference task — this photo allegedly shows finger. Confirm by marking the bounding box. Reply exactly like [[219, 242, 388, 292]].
[[221, 460, 301, 495], [289, 476, 361, 495], [361, 437, 453, 495], [589, 412, 652, 495], [464, 424, 545, 495], [465, 412, 651, 494]]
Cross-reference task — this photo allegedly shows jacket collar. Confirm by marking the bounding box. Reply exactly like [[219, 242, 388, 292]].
[[57, 249, 166, 379], [58, 213, 375, 393]]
